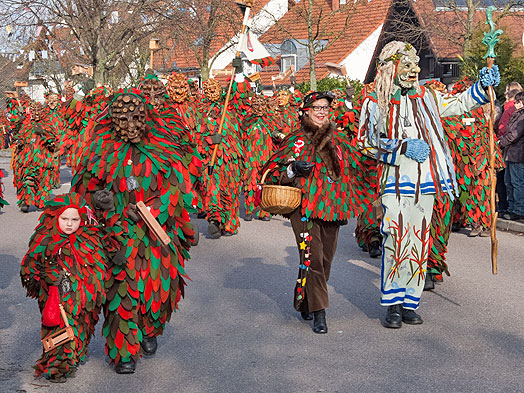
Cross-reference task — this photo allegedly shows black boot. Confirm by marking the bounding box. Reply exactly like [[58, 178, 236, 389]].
[[369, 241, 382, 258], [20, 203, 29, 213], [424, 273, 435, 291], [141, 335, 158, 356], [300, 311, 313, 321], [401, 307, 423, 325], [197, 211, 207, 219], [244, 214, 253, 221], [382, 304, 402, 328], [312, 309, 327, 334], [207, 221, 221, 239], [115, 359, 136, 374]]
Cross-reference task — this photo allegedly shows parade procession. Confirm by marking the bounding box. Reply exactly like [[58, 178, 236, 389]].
[[1, 0, 524, 391]]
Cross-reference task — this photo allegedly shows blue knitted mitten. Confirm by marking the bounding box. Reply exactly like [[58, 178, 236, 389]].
[[404, 138, 430, 163]]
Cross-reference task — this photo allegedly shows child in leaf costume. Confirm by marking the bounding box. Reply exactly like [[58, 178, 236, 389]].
[[20, 193, 108, 382], [71, 88, 195, 374], [13, 101, 58, 211], [262, 92, 374, 334]]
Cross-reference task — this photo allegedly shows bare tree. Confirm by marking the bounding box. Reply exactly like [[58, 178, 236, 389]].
[[385, 0, 524, 57], [0, 0, 173, 85], [261, 0, 359, 90], [157, 0, 242, 81]]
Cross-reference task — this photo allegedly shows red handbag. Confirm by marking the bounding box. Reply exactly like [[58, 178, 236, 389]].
[[42, 286, 61, 327]]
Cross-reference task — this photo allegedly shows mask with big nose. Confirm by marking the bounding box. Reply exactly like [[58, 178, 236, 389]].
[[395, 50, 421, 89]]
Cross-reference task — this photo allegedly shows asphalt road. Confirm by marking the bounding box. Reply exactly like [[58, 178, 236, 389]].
[[0, 163, 523, 393]]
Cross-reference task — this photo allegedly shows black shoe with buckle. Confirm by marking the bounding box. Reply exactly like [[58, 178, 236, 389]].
[[401, 307, 423, 325], [141, 335, 158, 356], [115, 359, 136, 374], [312, 309, 328, 334], [382, 304, 402, 328]]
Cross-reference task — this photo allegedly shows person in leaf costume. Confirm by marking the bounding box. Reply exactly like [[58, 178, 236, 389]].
[[20, 193, 108, 383], [357, 41, 498, 328], [262, 91, 374, 334], [331, 84, 384, 259], [5, 94, 29, 139], [197, 78, 245, 238], [0, 168, 8, 209], [273, 88, 299, 143], [71, 88, 195, 374], [242, 94, 276, 221], [13, 101, 58, 212], [44, 92, 66, 188], [61, 83, 111, 173], [166, 72, 200, 142], [139, 73, 204, 242]]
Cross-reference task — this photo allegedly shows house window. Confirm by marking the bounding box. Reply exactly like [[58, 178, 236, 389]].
[[281, 39, 297, 72], [281, 54, 296, 73], [426, 56, 435, 78], [442, 63, 453, 77]]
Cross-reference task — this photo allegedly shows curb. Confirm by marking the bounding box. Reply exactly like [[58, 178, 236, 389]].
[[497, 218, 524, 235]]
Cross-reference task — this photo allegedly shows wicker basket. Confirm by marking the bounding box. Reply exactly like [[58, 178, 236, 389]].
[[259, 168, 302, 215]]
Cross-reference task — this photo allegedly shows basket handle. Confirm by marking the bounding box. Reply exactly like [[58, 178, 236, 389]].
[[260, 168, 272, 184]]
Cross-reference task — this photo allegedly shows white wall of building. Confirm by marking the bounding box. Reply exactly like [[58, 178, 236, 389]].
[[333, 23, 383, 82]]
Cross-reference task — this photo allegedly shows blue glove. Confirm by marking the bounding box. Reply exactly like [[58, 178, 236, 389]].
[[403, 138, 430, 163], [479, 65, 500, 88]]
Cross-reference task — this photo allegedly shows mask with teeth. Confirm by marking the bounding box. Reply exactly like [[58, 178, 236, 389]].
[[46, 94, 59, 110], [395, 49, 421, 89]]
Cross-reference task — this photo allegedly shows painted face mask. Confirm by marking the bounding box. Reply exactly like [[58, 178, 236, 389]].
[[167, 73, 189, 103], [203, 79, 222, 102], [46, 94, 60, 110], [395, 49, 421, 89], [277, 90, 291, 107], [30, 102, 45, 121]]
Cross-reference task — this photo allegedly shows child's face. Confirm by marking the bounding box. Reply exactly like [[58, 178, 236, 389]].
[[58, 208, 81, 234], [515, 101, 524, 110]]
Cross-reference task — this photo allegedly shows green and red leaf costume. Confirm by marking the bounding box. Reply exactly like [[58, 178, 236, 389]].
[[71, 88, 196, 365], [20, 193, 108, 379]]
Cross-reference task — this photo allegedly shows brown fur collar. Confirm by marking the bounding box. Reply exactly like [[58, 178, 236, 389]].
[[301, 115, 341, 181]]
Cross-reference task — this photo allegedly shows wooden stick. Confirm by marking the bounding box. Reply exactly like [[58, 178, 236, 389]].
[[136, 201, 171, 246], [208, 74, 235, 175], [207, 3, 252, 175], [486, 58, 498, 274]]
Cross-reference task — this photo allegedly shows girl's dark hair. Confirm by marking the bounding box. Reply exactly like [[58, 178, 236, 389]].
[[515, 92, 524, 104]]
